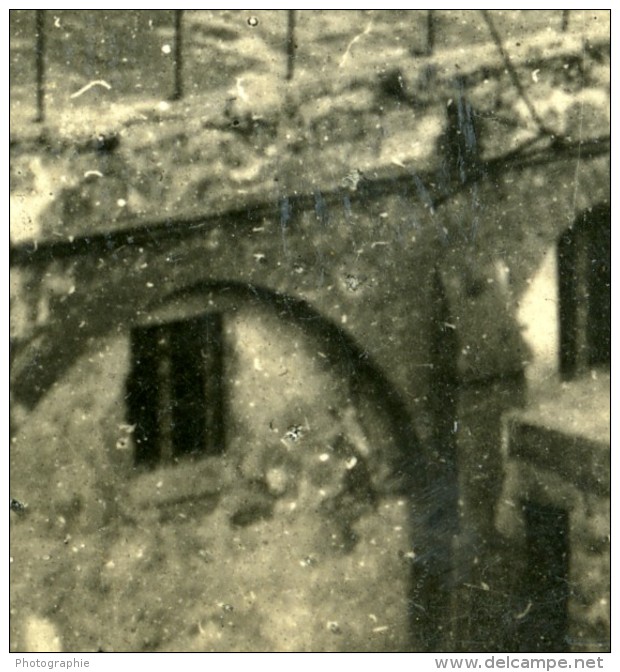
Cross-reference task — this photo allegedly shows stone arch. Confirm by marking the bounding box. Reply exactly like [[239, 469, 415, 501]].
[[9, 276, 441, 652], [146, 279, 421, 466], [122, 278, 438, 649]]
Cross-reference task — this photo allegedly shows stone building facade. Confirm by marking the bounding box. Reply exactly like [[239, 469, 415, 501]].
[[9, 10, 610, 652]]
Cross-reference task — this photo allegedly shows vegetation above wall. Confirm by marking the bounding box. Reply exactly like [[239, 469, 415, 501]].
[[10, 11, 610, 244]]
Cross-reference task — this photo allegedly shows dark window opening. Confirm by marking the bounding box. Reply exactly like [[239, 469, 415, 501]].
[[558, 204, 610, 379], [126, 313, 225, 468], [519, 503, 570, 652]]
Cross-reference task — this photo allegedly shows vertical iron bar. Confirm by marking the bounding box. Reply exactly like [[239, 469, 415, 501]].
[[171, 9, 183, 100], [561, 10, 570, 32], [35, 9, 45, 122], [286, 9, 296, 81], [426, 9, 435, 56]]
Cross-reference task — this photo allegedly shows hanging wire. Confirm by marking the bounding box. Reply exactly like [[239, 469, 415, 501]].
[[479, 10, 556, 138]]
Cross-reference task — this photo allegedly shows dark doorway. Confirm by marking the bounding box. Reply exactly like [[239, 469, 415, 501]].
[[518, 503, 570, 652]]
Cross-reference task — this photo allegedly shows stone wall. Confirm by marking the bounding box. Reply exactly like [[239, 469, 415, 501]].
[[10, 10, 610, 652]]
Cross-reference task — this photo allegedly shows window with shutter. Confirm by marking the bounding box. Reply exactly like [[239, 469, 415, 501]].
[[558, 203, 610, 379], [126, 313, 225, 468]]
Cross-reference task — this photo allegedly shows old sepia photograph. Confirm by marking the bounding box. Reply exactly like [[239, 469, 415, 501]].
[[8, 7, 611, 657]]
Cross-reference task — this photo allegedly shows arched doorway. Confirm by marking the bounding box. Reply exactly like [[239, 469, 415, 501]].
[[12, 280, 436, 652], [113, 281, 428, 651]]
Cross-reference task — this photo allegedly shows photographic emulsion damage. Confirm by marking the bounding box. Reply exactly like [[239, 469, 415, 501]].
[[9, 9, 610, 654]]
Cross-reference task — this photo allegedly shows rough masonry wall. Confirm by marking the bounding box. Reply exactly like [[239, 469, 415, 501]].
[[10, 10, 610, 652]]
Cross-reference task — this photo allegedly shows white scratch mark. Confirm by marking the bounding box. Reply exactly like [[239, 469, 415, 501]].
[[235, 77, 249, 102], [339, 20, 373, 68], [70, 80, 112, 99], [531, 69, 540, 83], [118, 423, 136, 434], [515, 601, 532, 620]]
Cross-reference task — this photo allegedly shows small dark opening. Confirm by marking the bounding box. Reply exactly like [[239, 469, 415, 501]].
[[519, 503, 570, 652], [127, 313, 225, 468], [586, 206, 611, 368], [558, 204, 610, 379]]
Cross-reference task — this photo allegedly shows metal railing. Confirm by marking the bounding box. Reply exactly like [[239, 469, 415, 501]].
[[29, 9, 299, 123], [25, 10, 573, 124]]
